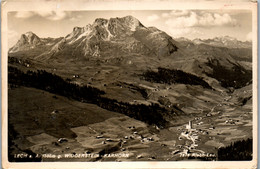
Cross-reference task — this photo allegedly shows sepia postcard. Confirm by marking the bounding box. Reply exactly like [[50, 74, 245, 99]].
[[1, 0, 258, 168]]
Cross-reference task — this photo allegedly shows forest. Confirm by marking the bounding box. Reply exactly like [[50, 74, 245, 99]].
[[206, 59, 252, 89], [8, 66, 171, 127], [142, 67, 212, 89], [217, 138, 252, 160]]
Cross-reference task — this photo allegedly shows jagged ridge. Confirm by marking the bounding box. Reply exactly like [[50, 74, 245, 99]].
[[9, 15, 178, 60]]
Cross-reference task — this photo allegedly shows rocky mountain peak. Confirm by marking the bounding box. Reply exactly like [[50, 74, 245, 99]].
[[94, 18, 108, 26], [24, 31, 35, 37], [121, 15, 143, 29], [64, 16, 144, 44], [9, 31, 42, 53], [20, 31, 41, 45], [9, 16, 178, 58], [221, 36, 237, 41], [72, 27, 84, 32], [108, 15, 143, 34], [191, 36, 251, 48]]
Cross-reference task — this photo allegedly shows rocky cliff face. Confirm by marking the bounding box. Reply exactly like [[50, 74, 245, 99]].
[[60, 15, 178, 58], [9, 32, 43, 53], [9, 16, 178, 60]]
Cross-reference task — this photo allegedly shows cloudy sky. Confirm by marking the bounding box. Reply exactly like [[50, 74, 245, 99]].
[[8, 10, 252, 48]]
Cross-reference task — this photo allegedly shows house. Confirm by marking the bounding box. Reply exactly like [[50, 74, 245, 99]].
[[186, 121, 192, 130], [106, 138, 113, 142], [209, 127, 215, 130], [96, 135, 104, 139], [58, 138, 68, 143], [197, 122, 203, 125], [51, 110, 59, 114]]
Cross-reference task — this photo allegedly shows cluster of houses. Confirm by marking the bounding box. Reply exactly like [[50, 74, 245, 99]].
[[94, 126, 154, 152], [177, 121, 199, 150], [72, 75, 80, 78], [17, 59, 30, 68], [176, 120, 212, 156], [225, 119, 238, 125]]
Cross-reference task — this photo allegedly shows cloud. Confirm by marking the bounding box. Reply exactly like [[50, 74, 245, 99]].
[[41, 11, 68, 21], [35, 11, 53, 17], [167, 27, 204, 38], [14, 11, 34, 18], [164, 10, 237, 28], [246, 32, 252, 41], [169, 10, 190, 17], [161, 13, 169, 18], [147, 14, 159, 22], [162, 10, 190, 18], [14, 11, 69, 20], [69, 14, 83, 22]]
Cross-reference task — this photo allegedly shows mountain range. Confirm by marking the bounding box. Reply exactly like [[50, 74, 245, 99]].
[[9, 16, 178, 60], [9, 15, 252, 90], [176, 36, 251, 49]]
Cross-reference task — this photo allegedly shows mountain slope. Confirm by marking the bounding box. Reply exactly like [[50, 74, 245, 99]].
[[10, 16, 178, 61], [172, 37, 252, 89], [9, 15, 252, 90], [9, 32, 42, 53]]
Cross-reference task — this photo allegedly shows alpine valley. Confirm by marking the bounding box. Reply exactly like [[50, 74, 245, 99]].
[[8, 15, 252, 161]]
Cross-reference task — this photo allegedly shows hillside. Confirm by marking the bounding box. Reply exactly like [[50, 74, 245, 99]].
[[8, 15, 252, 161]]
